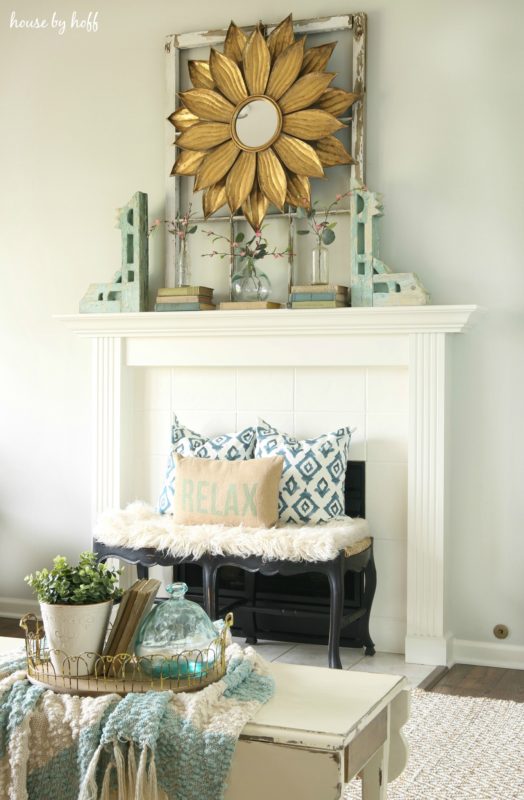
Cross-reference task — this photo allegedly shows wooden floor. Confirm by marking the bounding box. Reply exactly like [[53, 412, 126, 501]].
[[1, 616, 522, 700], [0, 617, 24, 638], [428, 663, 524, 703]]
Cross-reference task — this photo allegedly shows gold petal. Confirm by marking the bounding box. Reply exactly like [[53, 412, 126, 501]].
[[171, 149, 206, 176], [223, 21, 247, 64], [226, 150, 256, 212], [267, 14, 295, 62], [242, 184, 269, 230], [194, 140, 240, 190], [316, 88, 361, 116], [188, 60, 215, 90], [285, 173, 311, 208], [180, 89, 235, 123], [257, 148, 286, 210], [273, 133, 324, 178], [177, 122, 231, 151], [279, 72, 335, 114], [168, 107, 199, 131], [282, 109, 344, 140], [301, 42, 336, 74], [315, 135, 353, 167], [203, 180, 228, 217], [243, 28, 271, 95], [209, 49, 248, 105], [265, 39, 305, 101]]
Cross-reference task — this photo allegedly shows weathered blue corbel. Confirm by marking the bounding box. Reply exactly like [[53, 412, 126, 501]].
[[80, 191, 149, 313], [350, 184, 430, 306]]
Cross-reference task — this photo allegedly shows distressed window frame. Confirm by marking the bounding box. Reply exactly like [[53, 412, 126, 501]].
[[164, 13, 367, 297]]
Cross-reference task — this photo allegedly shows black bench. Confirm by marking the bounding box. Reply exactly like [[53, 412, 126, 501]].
[[94, 461, 376, 669]]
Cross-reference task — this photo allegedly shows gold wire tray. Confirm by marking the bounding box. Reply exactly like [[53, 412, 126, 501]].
[[20, 612, 233, 696]]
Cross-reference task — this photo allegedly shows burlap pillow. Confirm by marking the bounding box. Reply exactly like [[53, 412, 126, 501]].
[[172, 454, 283, 527]]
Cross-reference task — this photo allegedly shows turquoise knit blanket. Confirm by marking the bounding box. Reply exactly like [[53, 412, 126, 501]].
[[0, 646, 274, 800]]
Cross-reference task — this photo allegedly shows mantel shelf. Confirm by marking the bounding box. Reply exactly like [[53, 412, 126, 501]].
[[56, 305, 479, 338]]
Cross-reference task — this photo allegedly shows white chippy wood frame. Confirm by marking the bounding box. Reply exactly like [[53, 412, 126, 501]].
[[164, 13, 367, 291]]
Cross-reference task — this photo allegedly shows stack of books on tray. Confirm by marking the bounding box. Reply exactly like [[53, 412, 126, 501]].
[[154, 286, 215, 311], [290, 284, 349, 309], [103, 578, 161, 658]]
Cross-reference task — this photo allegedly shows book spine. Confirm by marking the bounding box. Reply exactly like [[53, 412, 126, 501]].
[[156, 296, 209, 304], [157, 287, 213, 296], [219, 302, 282, 310], [291, 293, 346, 302], [154, 303, 215, 311], [291, 285, 348, 295], [291, 301, 347, 308]]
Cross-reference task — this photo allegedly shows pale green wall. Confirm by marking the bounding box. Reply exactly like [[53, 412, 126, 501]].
[[0, 0, 523, 650]]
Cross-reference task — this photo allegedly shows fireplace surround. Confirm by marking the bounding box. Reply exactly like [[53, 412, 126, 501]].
[[58, 305, 479, 666]]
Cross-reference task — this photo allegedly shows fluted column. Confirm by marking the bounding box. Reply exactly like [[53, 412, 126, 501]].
[[405, 332, 449, 665]]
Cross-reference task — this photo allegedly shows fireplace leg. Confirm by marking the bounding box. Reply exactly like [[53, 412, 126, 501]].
[[360, 544, 377, 656], [327, 555, 345, 669]]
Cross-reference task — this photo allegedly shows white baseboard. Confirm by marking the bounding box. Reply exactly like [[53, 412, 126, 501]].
[[405, 633, 452, 666], [0, 596, 40, 620], [451, 638, 524, 670]]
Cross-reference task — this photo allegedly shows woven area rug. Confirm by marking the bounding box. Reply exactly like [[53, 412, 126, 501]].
[[344, 689, 524, 800]]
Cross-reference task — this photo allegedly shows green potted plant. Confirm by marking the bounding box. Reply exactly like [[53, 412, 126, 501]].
[[25, 552, 122, 676]]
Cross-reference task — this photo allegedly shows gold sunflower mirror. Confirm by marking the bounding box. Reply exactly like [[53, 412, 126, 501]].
[[169, 14, 362, 230]]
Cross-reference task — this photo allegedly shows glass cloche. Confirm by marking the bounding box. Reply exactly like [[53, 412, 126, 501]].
[[135, 582, 220, 678]]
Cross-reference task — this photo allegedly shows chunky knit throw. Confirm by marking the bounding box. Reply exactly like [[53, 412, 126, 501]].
[[0, 645, 274, 800]]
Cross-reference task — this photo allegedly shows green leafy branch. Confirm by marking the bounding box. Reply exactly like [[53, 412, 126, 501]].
[[202, 227, 292, 262], [296, 190, 352, 247], [148, 203, 198, 240]]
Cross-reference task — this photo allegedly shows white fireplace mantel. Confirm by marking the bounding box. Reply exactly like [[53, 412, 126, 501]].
[[58, 305, 476, 337], [58, 305, 479, 666]]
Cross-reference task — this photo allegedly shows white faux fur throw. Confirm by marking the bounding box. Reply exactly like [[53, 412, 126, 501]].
[[94, 501, 370, 563]]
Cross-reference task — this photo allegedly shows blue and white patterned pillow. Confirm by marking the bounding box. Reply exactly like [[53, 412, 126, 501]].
[[158, 417, 256, 514], [255, 420, 352, 525]]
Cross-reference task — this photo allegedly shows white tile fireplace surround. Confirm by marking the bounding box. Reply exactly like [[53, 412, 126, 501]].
[[59, 305, 478, 667]]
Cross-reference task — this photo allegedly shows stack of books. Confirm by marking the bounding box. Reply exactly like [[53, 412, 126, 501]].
[[290, 284, 349, 309], [154, 287, 215, 311], [103, 578, 161, 657]]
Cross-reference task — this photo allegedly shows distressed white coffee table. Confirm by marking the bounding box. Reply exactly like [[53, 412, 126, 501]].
[[228, 662, 409, 800], [0, 637, 408, 799]]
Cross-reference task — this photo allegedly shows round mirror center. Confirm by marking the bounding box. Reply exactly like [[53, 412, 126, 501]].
[[233, 98, 281, 150]]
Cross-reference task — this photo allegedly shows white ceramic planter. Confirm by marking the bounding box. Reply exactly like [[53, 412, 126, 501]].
[[40, 600, 113, 677]]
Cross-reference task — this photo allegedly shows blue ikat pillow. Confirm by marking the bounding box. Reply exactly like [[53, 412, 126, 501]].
[[158, 416, 256, 514], [255, 419, 352, 524]]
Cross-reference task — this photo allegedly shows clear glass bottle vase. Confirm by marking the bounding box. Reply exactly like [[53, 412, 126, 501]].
[[231, 257, 271, 302], [310, 243, 329, 285], [175, 239, 191, 287]]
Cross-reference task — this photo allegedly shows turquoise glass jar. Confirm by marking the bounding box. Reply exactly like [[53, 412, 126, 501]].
[[135, 582, 219, 678]]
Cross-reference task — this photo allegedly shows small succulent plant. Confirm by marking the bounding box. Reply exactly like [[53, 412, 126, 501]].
[[25, 552, 123, 605]]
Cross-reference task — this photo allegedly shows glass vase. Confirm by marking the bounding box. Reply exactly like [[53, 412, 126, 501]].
[[135, 582, 218, 678], [310, 243, 329, 285], [175, 239, 191, 287], [231, 257, 271, 302]]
